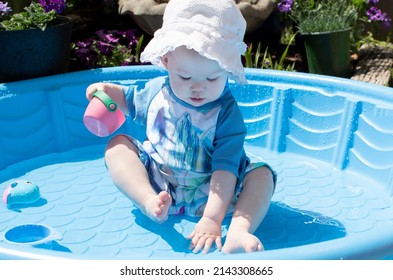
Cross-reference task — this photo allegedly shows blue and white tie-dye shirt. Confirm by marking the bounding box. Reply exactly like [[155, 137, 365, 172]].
[[124, 76, 250, 179]]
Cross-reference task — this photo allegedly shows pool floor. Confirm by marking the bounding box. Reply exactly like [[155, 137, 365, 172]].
[[1, 144, 393, 259]]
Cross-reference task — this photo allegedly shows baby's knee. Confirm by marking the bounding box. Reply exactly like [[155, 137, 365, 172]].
[[243, 165, 276, 193], [249, 166, 274, 181], [105, 135, 139, 157], [106, 134, 127, 147]]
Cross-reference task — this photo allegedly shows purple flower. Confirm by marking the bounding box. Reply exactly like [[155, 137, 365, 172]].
[[96, 30, 119, 44], [74, 47, 90, 58], [120, 30, 139, 48], [72, 28, 143, 69], [0, 1, 12, 17], [277, 0, 293, 13], [122, 30, 137, 40], [367, 7, 382, 21], [38, 0, 66, 14], [367, 0, 379, 4], [75, 40, 92, 49], [382, 16, 392, 29], [74, 47, 97, 67], [96, 41, 114, 55], [366, 6, 392, 29]]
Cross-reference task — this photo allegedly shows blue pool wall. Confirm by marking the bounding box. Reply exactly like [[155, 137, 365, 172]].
[[1, 66, 393, 197]]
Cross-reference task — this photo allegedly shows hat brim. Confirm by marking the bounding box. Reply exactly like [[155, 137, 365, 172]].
[[141, 28, 247, 84]]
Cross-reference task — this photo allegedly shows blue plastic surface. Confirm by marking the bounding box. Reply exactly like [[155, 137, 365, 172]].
[[1, 66, 393, 259]]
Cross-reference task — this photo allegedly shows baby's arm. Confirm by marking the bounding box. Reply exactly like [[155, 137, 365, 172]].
[[188, 170, 237, 253], [86, 83, 129, 115]]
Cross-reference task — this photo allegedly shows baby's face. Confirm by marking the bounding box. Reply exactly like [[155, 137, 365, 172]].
[[162, 46, 229, 107]]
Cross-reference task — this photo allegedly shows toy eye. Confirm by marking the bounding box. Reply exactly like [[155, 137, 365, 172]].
[[24, 181, 32, 184]]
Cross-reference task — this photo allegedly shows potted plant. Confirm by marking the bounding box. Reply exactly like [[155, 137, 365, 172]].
[[275, 0, 392, 78], [275, 0, 358, 77], [0, 0, 72, 83]]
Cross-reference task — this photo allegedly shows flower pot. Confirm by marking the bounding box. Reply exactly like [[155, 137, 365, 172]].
[[301, 28, 351, 78], [0, 15, 72, 83]]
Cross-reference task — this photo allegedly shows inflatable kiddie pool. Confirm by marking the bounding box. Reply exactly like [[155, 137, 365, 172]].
[[1, 66, 393, 259]]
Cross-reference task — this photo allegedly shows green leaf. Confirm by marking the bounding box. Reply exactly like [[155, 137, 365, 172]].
[[0, 2, 56, 31]]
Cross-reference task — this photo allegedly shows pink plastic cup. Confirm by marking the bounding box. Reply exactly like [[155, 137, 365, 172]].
[[83, 90, 125, 137]]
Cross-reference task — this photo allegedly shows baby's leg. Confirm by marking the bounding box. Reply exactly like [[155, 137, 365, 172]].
[[105, 135, 172, 223], [222, 166, 274, 254]]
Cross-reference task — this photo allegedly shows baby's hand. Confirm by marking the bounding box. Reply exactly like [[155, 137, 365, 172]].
[[86, 82, 107, 101], [85, 82, 128, 114], [188, 216, 222, 254]]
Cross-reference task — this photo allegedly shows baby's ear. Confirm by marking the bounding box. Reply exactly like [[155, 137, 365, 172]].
[[161, 55, 169, 69]]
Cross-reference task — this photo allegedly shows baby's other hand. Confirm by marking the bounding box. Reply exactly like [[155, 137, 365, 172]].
[[188, 216, 222, 254]]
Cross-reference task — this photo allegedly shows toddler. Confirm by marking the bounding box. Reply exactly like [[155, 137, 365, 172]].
[[86, 0, 276, 254]]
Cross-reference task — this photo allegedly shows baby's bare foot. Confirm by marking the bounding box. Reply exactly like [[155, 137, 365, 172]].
[[222, 229, 264, 254], [141, 191, 172, 223]]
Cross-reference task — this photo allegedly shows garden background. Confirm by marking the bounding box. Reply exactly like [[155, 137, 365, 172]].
[[2, 0, 393, 86]]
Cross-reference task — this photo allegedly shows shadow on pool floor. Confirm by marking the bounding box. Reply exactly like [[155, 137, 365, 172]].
[[130, 201, 346, 254]]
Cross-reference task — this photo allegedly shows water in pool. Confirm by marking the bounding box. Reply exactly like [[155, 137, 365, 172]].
[[1, 143, 391, 259]]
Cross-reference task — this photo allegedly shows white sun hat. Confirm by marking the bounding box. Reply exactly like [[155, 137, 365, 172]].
[[140, 0, 247, 84]]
